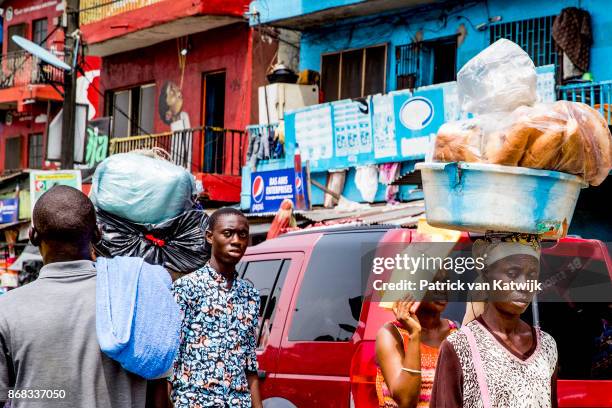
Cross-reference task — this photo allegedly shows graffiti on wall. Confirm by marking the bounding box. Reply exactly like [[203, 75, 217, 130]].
[[85, 117, 111, 168]]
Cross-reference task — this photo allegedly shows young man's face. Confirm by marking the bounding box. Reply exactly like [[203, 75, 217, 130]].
[[206, 214, 249, 266]]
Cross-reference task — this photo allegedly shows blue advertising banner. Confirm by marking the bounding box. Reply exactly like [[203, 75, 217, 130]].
[[250, 168, 310, 213], [284, 86, 448, 172], [281, 68, 555, 174], [0, 198, 19, 224], [393, 87, 445, 160]]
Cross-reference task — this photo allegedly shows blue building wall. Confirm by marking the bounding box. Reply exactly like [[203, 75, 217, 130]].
[[250, 0, 365, 24], [297, 0, 612, 87], [244, 0, 612, 215]]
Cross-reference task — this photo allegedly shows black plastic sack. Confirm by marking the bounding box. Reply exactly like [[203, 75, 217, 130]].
[[95, 209, 210, 274]]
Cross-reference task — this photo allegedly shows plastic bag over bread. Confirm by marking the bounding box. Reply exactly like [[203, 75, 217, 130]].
[[432, 39, 612, 186], [458, 39, 537, 114], [433, 101, 612, 185]]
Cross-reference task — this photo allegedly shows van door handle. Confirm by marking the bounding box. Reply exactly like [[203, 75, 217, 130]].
[[257, 369, 267, 380]]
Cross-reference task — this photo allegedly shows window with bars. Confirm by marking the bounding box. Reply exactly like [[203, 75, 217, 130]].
[[489, 15, 558, 67], [28, 133, 44, 169], [395, 36, 457, 90]]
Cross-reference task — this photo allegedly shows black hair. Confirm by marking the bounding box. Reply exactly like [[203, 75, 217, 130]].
[[158, 81, 172, 125], [32, 185, 97, 243], [207, 207, 248, 232]]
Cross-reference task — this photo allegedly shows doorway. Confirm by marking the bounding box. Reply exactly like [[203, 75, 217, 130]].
[[202, 71, 226, 174]]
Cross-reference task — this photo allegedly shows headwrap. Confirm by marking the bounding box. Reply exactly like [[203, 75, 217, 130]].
[[473, 232, 541, 266]]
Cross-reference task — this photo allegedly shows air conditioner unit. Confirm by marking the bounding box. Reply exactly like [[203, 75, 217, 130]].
[[258, 83, 319, 125]]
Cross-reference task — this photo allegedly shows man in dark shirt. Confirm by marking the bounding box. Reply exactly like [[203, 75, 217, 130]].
[[0, 186, 147, 408]]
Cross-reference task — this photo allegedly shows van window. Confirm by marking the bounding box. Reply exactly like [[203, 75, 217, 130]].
[[538, 300, 612, 380], [288, 231, 384, 342], [523, 243, 612, 380], [241, 259, 290, 348]]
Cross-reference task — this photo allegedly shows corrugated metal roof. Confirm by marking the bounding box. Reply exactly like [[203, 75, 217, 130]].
[[298, 200, 425, 224], [244, 210, 309, 219], [244, 200, 425, 227], [359, 201, 425, 225]]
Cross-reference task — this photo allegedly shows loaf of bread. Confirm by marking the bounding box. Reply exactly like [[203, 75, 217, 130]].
[[552, 101, 612, 185], [433, 122, 483, 163], [486, 124, 535, 166], [577, 102, 612, 186], [519, 127, 565, 169]]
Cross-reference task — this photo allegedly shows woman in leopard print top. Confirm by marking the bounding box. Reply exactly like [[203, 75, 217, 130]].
[[431, 234, 558, 408]]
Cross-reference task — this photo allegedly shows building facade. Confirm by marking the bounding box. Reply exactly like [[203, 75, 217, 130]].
[[80, 0, 277, 202], [245, 0, 612, 240], [0, 0, 64, 174]]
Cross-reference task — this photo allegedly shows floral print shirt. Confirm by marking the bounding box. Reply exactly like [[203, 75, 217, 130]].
[[170, 263, 260, 408]]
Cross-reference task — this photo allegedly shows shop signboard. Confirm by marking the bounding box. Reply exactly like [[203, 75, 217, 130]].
[[29, 170, 83, 213], [285, 87, 448, 171], [393, 87, 445, 160], [0, 198, 19, 224], [282, 66, 555, 173], [250, 168, 309, 213]]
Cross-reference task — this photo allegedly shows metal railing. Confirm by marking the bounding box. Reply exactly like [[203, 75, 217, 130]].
[[109, 126, 247, 176], [558, 80, 612, 124], [0, 50, 64, 89], [489, 15, 558, 68], [80, 0, 166, 25]]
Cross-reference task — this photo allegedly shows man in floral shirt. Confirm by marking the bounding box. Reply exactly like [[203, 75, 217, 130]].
[[169, 208, 262, 408]]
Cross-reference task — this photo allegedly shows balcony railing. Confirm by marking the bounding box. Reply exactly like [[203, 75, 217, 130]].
[[80, 0, 166, 25], [558, 80, 612, 124], [109, 126, 247, 176], [0, 51, 65, 89]]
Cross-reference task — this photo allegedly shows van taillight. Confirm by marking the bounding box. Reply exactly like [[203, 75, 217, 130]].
[[350, 341, 379, 408]]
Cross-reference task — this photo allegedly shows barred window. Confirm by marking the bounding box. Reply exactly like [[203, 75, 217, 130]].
[[395, 36, 457, 90], [489, 15, 558, 67]]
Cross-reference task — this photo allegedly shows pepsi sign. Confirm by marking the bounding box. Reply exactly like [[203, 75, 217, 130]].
[[252, 175, 265, 204], [250, 168, 309, 213]]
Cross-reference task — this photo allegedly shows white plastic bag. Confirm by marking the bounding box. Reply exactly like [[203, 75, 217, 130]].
[[457, 39, 537, 114], [355, 165, 379, 203]]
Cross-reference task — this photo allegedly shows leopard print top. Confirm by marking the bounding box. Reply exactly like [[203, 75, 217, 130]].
[[447, 320, 558, 408]]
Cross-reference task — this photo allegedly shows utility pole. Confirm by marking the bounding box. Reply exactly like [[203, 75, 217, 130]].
[[60, 0, 79, 169]]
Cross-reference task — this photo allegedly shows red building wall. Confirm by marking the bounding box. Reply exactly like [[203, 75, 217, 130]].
[[0, 0, 64, 173], [102, 23, 252, 131], [100, 23, 276, 172], [1, 0, 64, 54]]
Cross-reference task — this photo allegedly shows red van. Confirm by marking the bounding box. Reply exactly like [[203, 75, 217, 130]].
[[238, 225, 612, 407]]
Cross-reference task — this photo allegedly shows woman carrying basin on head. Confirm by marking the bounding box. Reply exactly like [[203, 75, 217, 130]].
[[430, 233, 558, 408]]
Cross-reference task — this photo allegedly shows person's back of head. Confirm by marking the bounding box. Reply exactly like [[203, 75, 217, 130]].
[[30, 185, 100, 264]]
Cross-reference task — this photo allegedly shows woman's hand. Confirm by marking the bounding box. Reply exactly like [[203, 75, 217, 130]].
[[392, 295, 421, 337]]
